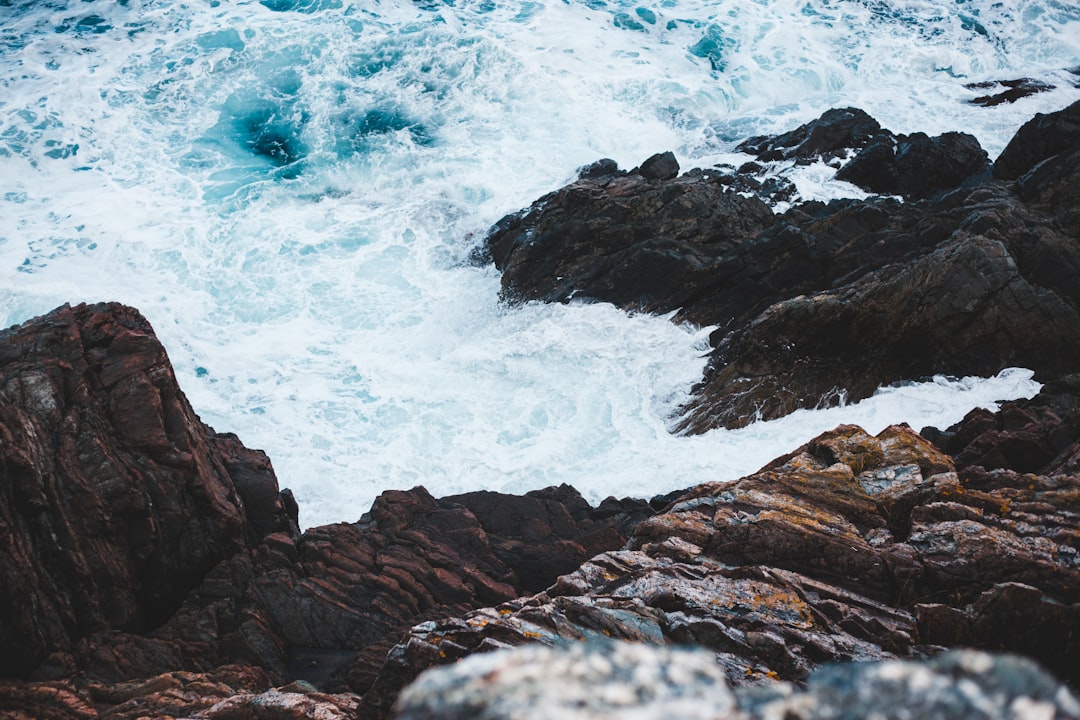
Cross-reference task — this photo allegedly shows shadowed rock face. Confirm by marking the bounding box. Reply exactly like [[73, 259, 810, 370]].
[[367, 424, 1080, 716], [484, 102, 1080, 432]]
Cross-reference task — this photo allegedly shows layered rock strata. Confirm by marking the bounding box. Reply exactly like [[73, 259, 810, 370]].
[[368, 423, 1079, 717], [0, 303, 650, 718], [484, 100, 1080, 431]]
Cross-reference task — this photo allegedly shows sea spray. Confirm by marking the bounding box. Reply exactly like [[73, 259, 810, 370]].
[[0, 0, 1074, 526]]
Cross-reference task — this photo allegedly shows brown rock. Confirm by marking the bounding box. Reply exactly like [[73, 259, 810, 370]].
[[370, 424, 1079, 715], [0, 303, 295, 679]]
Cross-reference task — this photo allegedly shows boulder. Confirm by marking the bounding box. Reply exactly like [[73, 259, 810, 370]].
[[393, 644, 1080, 720], [835, 130, 989, 200], [736, 107, 881, 162]]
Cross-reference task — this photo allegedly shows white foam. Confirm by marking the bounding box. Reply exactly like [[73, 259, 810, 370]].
[[0, 0, 1072, 526]]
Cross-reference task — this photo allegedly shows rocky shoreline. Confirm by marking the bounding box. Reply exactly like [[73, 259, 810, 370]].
[[1, 100, 1079, 718]]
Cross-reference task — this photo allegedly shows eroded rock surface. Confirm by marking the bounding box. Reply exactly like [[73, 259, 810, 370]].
[[0, 303, 650, 718], [0, 303, 297, 679], [369, 424, 1079, 716]]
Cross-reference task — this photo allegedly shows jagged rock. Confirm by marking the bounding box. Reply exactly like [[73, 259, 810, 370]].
[[993, 99, 1080, 180], [926, 374, 1080, 475], [366, 424, 1080, 715], [966, 77, 1054, 107], [736, 107, 881, 162], [0, 304, 653, 715], [634, 151, 680, 181], [485, 103, 1080, 431], [736, 107, 989, 200], [0, 303, 296, 679], [393, 643, 1080, 720], [484, 166, 774, 312], [834, 130, 989, 200]]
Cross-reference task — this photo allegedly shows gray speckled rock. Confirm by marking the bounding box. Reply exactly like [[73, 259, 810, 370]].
[[393, 643, 1080, 720], [393, 642, 737, 720]]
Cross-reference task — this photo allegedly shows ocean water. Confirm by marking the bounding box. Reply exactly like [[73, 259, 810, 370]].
[[1, 0, 1076, 527]]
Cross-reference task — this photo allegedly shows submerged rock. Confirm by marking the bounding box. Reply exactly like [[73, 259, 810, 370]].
[[393, 643, 1080, 720]]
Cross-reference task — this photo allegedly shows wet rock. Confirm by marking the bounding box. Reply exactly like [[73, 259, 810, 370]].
[[835, 130, 989, 200], [0, 304, 653, 715], [927, 374, 1080, 476], [966, 77, 1054, 107], [486, 103, 1080, 431], [736, 107, 881, 162], [634, 151, 680, 181], [485, 166, 775, 312], [393, 643, 1080, 720], [993, 99, 1080, 180]]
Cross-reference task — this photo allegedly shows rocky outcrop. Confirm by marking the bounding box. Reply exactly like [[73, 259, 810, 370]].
[[993, 99, 1080, 180], [484, 101, 1080, 431], [394, 643, 1080, 720], [367, 424, 1080, 713], [0, 303, 297, 679], [0, 303, 650, 718]]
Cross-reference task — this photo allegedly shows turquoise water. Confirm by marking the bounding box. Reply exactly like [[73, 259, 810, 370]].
[[1, 0, 1075, 526]]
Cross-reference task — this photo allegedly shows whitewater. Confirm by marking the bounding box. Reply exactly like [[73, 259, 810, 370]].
[[2, 0, 1078, 527]]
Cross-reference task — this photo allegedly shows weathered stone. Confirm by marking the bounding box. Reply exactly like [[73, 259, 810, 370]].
[[392, 643, 1080, 720], [0, 303, 294, 679], [369, 424, 1079, 714], [484, 103, 1080, 431]]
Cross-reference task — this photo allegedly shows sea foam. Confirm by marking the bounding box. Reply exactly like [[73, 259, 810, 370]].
[[0, 0, 1075, 526]]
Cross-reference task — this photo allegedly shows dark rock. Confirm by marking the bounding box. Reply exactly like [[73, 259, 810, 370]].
[[634, 151, 679, 181], [993, 99, 1080, 180], [576, 158, 622, 181], [835, 130, 989, 200], [485, 166, 775, 313], [966, 77, 1054, 107], [737, 107, 881, 162], [485, 103, 1080, 431], [392, 644, 1080, 720], [0, 304, 652, 717], [930, 374, 1080, 475]]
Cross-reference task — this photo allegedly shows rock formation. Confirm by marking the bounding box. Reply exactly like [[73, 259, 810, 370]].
[[394, 643, 1080, 720], [366, 423, 1079, 715], [3, 100, 1080, 718], [484, 100, 1080, 431], [0, 303, 650, 718]]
